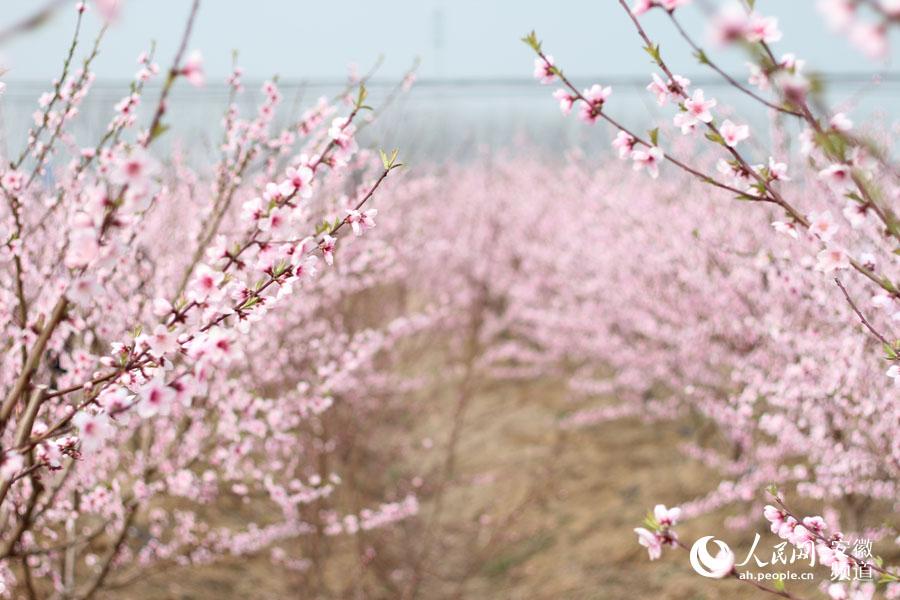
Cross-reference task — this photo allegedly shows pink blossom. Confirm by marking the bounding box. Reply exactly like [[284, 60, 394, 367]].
[[711, 4, 749, 45], [634, 527, 663, 560], [328, 116, 351, 140], [263, 181, 284, 203], [292, 254, 318, 280], [68, 276, 103, 306], [204, 328, 236, 363], [72, 410, 113, 451], [612, 131, 636, 159], [718, 119, 749, 147], [646, 73, 690, 106], [659, 0, 691, 9], [776, 516, 799, 540], [747, 62, 770, 90], [766, 157, 790, 181], [763, 504, 786, 532], [553, 89, 576, 115], [138, 376, 174, 418], [533, 56, 556, 84], [887, 365, 900, 385], [745, 14, 782, 43], [772, 221, 800, 239], [65, 227, 99, 269], [632, 0, 690, 15], [631, 0, 655, 16], [816, 247, 850, 273], [775, 71, 810, 105], [187, 264, 224, 302], [881, 0, 900, 16], [284, 164, 314, 198], [346, 208, 377, 236], [654, 504, 681, 527], [872, 293, 894, 310], [141, 324, 178, 359], [828, 583, 849, 600], [631, 146, 664, 179], [578, 84, 612, 124], [673, 112, 698, 135], [110, 147, 158, 187], [843, 201, 869, 229], [818, 0, 856, 31], [683, 89, 716, 124], [802, 515, 827, 535], [849, 21, 888, 59], [0, 452, 24, 481], [93, 0, 121, 22], [830, 112, 853, 132], [181, 50, 205, 87], [787, 523, 814, 546], [320, 234, 336, 265], [859, 252, 876, 271], [259, 206, 291, 236], [808, 210, 839, 242], [1, 169, 24, 192], [818, 164, 855, 194], [646, 73, 669, 105]]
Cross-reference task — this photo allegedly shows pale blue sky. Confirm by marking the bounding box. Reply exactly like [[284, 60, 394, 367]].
[[0, 0, 897, 83]]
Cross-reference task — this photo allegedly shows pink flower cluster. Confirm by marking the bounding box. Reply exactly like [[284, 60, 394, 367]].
[[0, 4, 417, 596], [634, 504, 681, 560], [528, 4, 900, 597]]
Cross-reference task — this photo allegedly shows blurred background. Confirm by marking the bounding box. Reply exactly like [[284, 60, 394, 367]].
[[1, 0, 899, 162]]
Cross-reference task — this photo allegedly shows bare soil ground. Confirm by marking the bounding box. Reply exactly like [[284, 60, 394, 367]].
[[120, 378, 888, 599]]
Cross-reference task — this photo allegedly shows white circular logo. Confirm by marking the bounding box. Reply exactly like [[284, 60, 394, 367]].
[[689, 536, 735, 578]]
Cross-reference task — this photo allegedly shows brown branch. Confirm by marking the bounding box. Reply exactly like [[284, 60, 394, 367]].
[[0, 298, 67, 430], [76, 504, 138, 600], [834, 278, 894, 348], [667, 12, 803, 117], [143, 0, 202, 149]]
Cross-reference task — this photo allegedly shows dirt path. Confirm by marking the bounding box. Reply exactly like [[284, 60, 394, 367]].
[[124, 379, 836, 599]]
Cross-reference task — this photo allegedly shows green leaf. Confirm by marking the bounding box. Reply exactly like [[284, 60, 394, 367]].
[[239, 296, 259, 311], [355, 84, 368, 109], [315, 219, 333, 235], [149, 122, 169, 143], [643, 511, 661, 531], [271, 259, 290, 278], [378, 148, 403, 171], [520, 30, 542, 53], [773, 578, 785, 592], [705, 131, 725, 145], [648, 128, 659, 147], [643, 44, 662, 65], [693, 49, 709, 65]]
